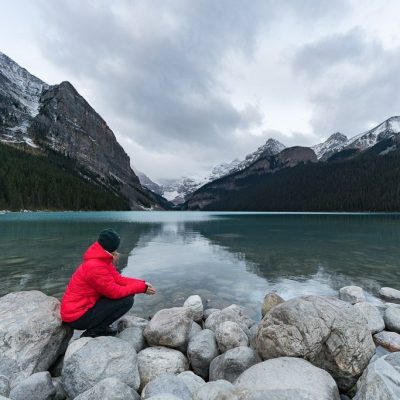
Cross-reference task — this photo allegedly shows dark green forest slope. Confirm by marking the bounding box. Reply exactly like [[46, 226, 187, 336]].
[[187, 150, 400, 211], [0, 143, 130, 211]]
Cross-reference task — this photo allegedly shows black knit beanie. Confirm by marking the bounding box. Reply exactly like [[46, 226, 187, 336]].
[[98, 228, 120, 252]]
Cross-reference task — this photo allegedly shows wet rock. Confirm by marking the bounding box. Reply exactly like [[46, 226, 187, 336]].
[[203, 309, 220, 320], [215, 321, 249, 353], [354, 352, 400, 399], [137, 346, 189, 390], [9, 371, 56, 400], [380, 287, 400, 304], [339, 286, 366, 304], [255, 296, 375, 391], [189, 321, 202, 340], [117, 326, 147, 352], [143, 307, 193, 351], [354, 302, 385, 334], [384, 306, 400, 333], [142, 373, 191, 400], [74, 378, 140, 400], [0, 375, 9, 397], [187, 329, 219, 380], [234, 357, 340, 400], [209, 346, 259, 383], [177, 371, 205, 395], [192, 380, 237, 400], [373, 331, 400, 352], [261, 292, 284, 318], [184, 295, 203, 323], [61, 336, 139, 398], [0, 291, 72, 387]]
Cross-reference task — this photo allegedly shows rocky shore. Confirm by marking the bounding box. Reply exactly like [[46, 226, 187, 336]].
[[1, 286, 400, 399]]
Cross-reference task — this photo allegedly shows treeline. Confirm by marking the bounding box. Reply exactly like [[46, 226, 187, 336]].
[[0, 143, 129, 211], [196, 150, 400, 211]]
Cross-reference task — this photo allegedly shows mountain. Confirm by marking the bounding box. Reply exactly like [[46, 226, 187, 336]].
[[0, 51, 169, 210], [183, 116, 400, 211], [155, 138, 285, 204]]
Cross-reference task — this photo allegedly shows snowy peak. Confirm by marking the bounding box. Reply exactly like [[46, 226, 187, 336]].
[[312, 132, 348, 160], [346, 116, 400, 151]]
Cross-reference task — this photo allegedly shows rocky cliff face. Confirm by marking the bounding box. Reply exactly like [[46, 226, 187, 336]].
[[0, 51, 167, 210]]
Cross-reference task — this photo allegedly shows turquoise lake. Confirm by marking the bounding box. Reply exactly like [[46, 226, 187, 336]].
[[0, 212, 399, 318]]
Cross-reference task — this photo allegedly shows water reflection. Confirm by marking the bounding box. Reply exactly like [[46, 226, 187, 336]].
[[1, 212, 399, 319]]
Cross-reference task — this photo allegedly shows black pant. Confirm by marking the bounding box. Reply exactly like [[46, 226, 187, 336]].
[[66, 296, 134, 332]]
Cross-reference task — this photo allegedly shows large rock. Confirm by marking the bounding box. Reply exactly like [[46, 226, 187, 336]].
[[141, 373, 191, 400], [52, 377, 67, 400], [74, 378, 140, 400], [146, 395, 182, 400], [61, 336, 140, 398], [137, 346, 189, 390], [384, 306, 400, 333], [0, 375, 9, 397], [255, 296, 375, 391], [189, 322, 202, 340], [116, 315, 149, 333], [354, 352, 400, 399], [183, 295, 203, 323], [143, 307, 193, 351], [339, 286, 366, 304], [9, 371, 55, 400], [203, 309, 220, 320], [0, 291, 72, 387], [261, 292, 284, 318], [374, 331, 400, 352], [117, 326, 147, 353], [187, 329, 219, 380], [192, 380, 237, 400], [205, 305, 253, 333], [215, 321, 249, 353], [177, 371, 205, 395], [354, 302, 385, 334], [209, 346, 259, 383], [234, 357, 340, 400], [380, 287, 400, 303]]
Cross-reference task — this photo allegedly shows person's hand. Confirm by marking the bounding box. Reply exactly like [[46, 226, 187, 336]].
[[112, 251, 120, 265], [145, 283, 156, 295]]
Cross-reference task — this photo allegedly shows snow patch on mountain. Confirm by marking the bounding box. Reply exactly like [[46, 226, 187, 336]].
[[312, 132, 348, 160]]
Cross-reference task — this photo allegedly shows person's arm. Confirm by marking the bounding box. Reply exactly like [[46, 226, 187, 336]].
[[85, 264, 145, 299], [110, 268, 148, 294]]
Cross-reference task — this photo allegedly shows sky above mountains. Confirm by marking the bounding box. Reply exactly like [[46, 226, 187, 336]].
[[1, 0, 400, 180]]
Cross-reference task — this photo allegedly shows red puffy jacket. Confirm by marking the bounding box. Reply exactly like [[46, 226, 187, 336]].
[[60, 241, 147, 322]]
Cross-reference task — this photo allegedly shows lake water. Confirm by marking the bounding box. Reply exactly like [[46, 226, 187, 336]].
[[1, 211, 399, 319]]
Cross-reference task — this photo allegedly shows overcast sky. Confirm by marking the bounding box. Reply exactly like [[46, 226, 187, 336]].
[[1, 0, 400, 181]]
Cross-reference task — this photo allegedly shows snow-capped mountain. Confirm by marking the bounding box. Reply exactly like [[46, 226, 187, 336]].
[[312, 132, 348, 160], [0, 51, 48, 146], [154, 138, 285, 204]]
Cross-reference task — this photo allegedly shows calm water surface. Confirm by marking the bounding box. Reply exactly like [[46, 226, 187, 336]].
[[1, 212, 399, 318]]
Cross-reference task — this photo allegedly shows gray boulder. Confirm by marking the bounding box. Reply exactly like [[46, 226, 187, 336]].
[[0, 375, 9, 397], [354, 352, 400, 399], [192, 380, 237, 400], [339, 286, 366, 304], [183, 295, 203, 323], [177, 371, 205, 395], [373, 331, 400, 352], [187, 329, 219, 380], [116, 314, 149, 333], [209, 346, 259, 383], [261, 292, 284, 318], [354, 302, 385, 334], [189, 321, 202, 340], [141, 373, 191, 400], [248, 324, 258, 349], [255, 296, 375, 391], [143, 307, 193, 351], [117, 326, 147, 352], [74, 378, 140, 400], [234, 357, 340, 400], [203, 309, 220, 320], [384, 306, 400, 333], [137, 346, 189, 390], [61, 336, 139, 399], [9, 371, 55, 400], [0, 291, 72, 387], [146, 395, 182, 400], [52, 377, 67, 400], [380, 287, 400, 303], [205, 305, 252, 333], [215, 321, 249, 353]]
